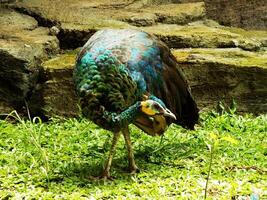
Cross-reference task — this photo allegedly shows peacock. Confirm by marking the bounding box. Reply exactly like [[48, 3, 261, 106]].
[[73, 29, 199, 179]]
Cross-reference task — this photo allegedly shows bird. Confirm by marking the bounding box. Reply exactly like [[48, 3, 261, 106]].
[[73, 29, 199, 179]]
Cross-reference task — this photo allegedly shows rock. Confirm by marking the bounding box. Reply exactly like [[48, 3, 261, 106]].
[[47, 21, 267, 50], [1, 0, 267, 117], [10, 0, 265, 50], [172, 0, 202, 2], [0, 6, 38, 30], [204, 0, 267, 30], [33, 47, 267, 118], [0, 8, 59, 115], [49, 26, 60, 36], [172, 48, 267, 113], [6, 1, 205, 50], [9, 0, 205, 33], [125, 0, 202, 8], [143, 2, 205, 25], [0, 0, 16, 3], [120, 13, 157, 27], [122, 2, 205, 26], [29, 51, 79, 117], [141, 22, 267, 50]]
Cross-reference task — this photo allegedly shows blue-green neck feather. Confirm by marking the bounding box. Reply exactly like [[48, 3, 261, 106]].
[[103, 102, 141, 131]]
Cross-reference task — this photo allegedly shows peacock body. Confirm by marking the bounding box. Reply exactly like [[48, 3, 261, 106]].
[[73, 29, 198, 178]]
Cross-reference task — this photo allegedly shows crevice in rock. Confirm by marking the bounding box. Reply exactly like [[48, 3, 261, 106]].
[[7, 4, 96, 50], [10, 5, 59, 28], [57, 28, 96, 50]]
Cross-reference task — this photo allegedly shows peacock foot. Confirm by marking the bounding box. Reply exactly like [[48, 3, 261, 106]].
[[99, 171, 114, 180], [99, 175, 114, 181], [129, 165, 140, 174]]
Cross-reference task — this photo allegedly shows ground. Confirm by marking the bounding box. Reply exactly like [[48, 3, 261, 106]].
[[0, 109, 266, 199]]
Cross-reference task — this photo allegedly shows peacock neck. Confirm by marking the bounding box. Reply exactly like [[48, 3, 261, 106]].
[[119, 102, 142, 126], [103, 101, 141, 131]]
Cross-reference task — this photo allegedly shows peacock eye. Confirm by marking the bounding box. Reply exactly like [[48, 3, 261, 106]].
[[154, 104, 160, 110]]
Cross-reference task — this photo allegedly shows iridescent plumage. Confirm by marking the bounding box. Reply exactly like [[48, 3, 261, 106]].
[[73, 29, 198, 178]]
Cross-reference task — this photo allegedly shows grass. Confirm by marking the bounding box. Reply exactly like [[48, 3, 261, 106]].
[[0, 109, 266, 199]]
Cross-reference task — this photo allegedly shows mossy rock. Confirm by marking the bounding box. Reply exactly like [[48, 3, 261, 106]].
[[173, 48, 267, 68], [142, 22, 267, 50], [172, 48, 267, 113], [0, 8, 59, 115], [11, 0, 205, 26], [28, 50, 79, 117], [30, 47, 267, 118]]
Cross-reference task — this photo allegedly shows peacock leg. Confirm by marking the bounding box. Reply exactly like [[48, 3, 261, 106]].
[[122, 126, 139, 174], [102, 131, 121, 179]]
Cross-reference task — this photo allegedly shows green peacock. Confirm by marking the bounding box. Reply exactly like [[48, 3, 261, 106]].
[[73, 29, 199, 179]]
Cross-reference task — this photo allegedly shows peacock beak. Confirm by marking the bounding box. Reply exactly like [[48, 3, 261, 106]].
[[163, 108, 176, 120]]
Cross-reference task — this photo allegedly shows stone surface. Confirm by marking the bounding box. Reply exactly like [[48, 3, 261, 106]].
[[141, 2, 205, 25], [29, 51, 79, 117], [56, 20, 267, 50], [1, 0, 267, 117], [9, 0, 205, 27], [141, 22, 267, 50], [173, 48, 267, 113], [0, 8, 59, 115], [204, 0, 267, 30], [32, 48, 267, 117]]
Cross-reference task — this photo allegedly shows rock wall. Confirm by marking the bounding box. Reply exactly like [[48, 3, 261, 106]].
[[34, 47, 267, 118], [204, 0, 267, 30], [0, 8, 59, 115], [29, 52, 79, 118], [1, 1, 267, 118], [173, 49, 267, 114]]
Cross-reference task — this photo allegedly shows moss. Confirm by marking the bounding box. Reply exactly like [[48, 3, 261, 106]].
[[142, 23, 266, 49], [141, 24, 240, 48], [42, 50, 78, 70], [173, 51, 191, 62], [142, 24, 237, 36], [43, 47, 267, 72], [172, 48, 267, 68], [222, 26, 267, 39]]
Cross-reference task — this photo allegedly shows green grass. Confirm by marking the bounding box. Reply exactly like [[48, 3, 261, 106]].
[[0, 110, 266, 199]]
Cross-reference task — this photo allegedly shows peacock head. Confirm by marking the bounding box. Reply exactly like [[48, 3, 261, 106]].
[[140, 100, 176, 120], [134, 100, 176, 136]]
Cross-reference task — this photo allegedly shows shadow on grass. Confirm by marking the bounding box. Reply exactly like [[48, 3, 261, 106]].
[[135, 138, 206, 162], [46, 124, 205, 183], [49, 134, 206, 186]]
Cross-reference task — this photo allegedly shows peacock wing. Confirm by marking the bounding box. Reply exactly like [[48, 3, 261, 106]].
[[123, 32, 199, 129]]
